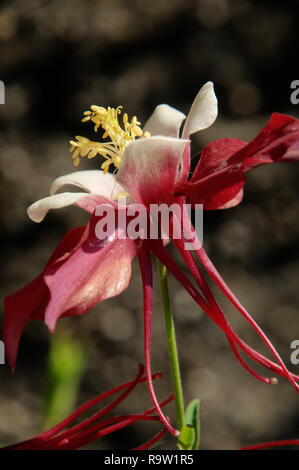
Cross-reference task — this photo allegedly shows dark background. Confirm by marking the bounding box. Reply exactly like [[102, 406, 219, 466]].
[[1, 0, 299, 449]]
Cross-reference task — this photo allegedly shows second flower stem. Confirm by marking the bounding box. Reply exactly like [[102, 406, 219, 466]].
[[157, 259, 185, 432]]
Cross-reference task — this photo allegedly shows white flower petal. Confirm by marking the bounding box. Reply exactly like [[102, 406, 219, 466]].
[[143, 104, 186, 138], [116, 136, 189, 205], [50, 170, 124, 200], [27, 192, 89, 223], [182, 82, 218, 138]]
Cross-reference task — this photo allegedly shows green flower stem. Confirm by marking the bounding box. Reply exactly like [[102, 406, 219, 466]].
[[157, 259, 185, 432]]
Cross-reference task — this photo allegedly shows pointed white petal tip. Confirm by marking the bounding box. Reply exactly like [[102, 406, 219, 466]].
[[27, 192, 88, 223], [182, 81, 218, 138]]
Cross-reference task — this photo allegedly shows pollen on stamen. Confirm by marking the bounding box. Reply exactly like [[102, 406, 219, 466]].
[[69, 105, 151, 172]]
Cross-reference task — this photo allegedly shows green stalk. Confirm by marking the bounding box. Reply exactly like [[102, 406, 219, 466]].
[[157, 259, 185, 431]]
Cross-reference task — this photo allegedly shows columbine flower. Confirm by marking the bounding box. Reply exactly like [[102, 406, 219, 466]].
[[4, 82, 299, 435], [2, 365, 172, 450], [2, 82, 217, 368]]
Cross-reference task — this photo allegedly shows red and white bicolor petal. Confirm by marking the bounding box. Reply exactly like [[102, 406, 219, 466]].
[[27, 170, 127, 222], [116, 136, 189, 207]]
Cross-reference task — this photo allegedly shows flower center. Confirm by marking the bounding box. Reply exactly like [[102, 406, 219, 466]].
[[69, 105, 150, 173]]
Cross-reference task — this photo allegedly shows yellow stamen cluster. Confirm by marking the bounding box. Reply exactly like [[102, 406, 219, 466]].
[[69, 105, 150, 172]]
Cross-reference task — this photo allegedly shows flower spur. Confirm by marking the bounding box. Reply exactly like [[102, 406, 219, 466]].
[[2, 365, 172, 450]]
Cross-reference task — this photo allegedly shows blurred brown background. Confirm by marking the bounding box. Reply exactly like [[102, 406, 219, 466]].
[[1, 0, 299, 450]]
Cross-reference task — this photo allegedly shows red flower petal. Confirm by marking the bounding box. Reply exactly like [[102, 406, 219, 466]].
[[3, 209, 137, 367], [3, 227, 86, 370], [44, 219, 137, 331], [187, 166, 245, 209], [190, 138, 247, 182], [186, 113, 299, 209]]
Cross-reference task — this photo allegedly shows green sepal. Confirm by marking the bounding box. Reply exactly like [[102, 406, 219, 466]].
[[179, 399, 200, 450], [178, 425, 196, 450]]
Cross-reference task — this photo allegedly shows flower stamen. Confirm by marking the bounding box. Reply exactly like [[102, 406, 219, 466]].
[[70, 105, 151, 172]]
